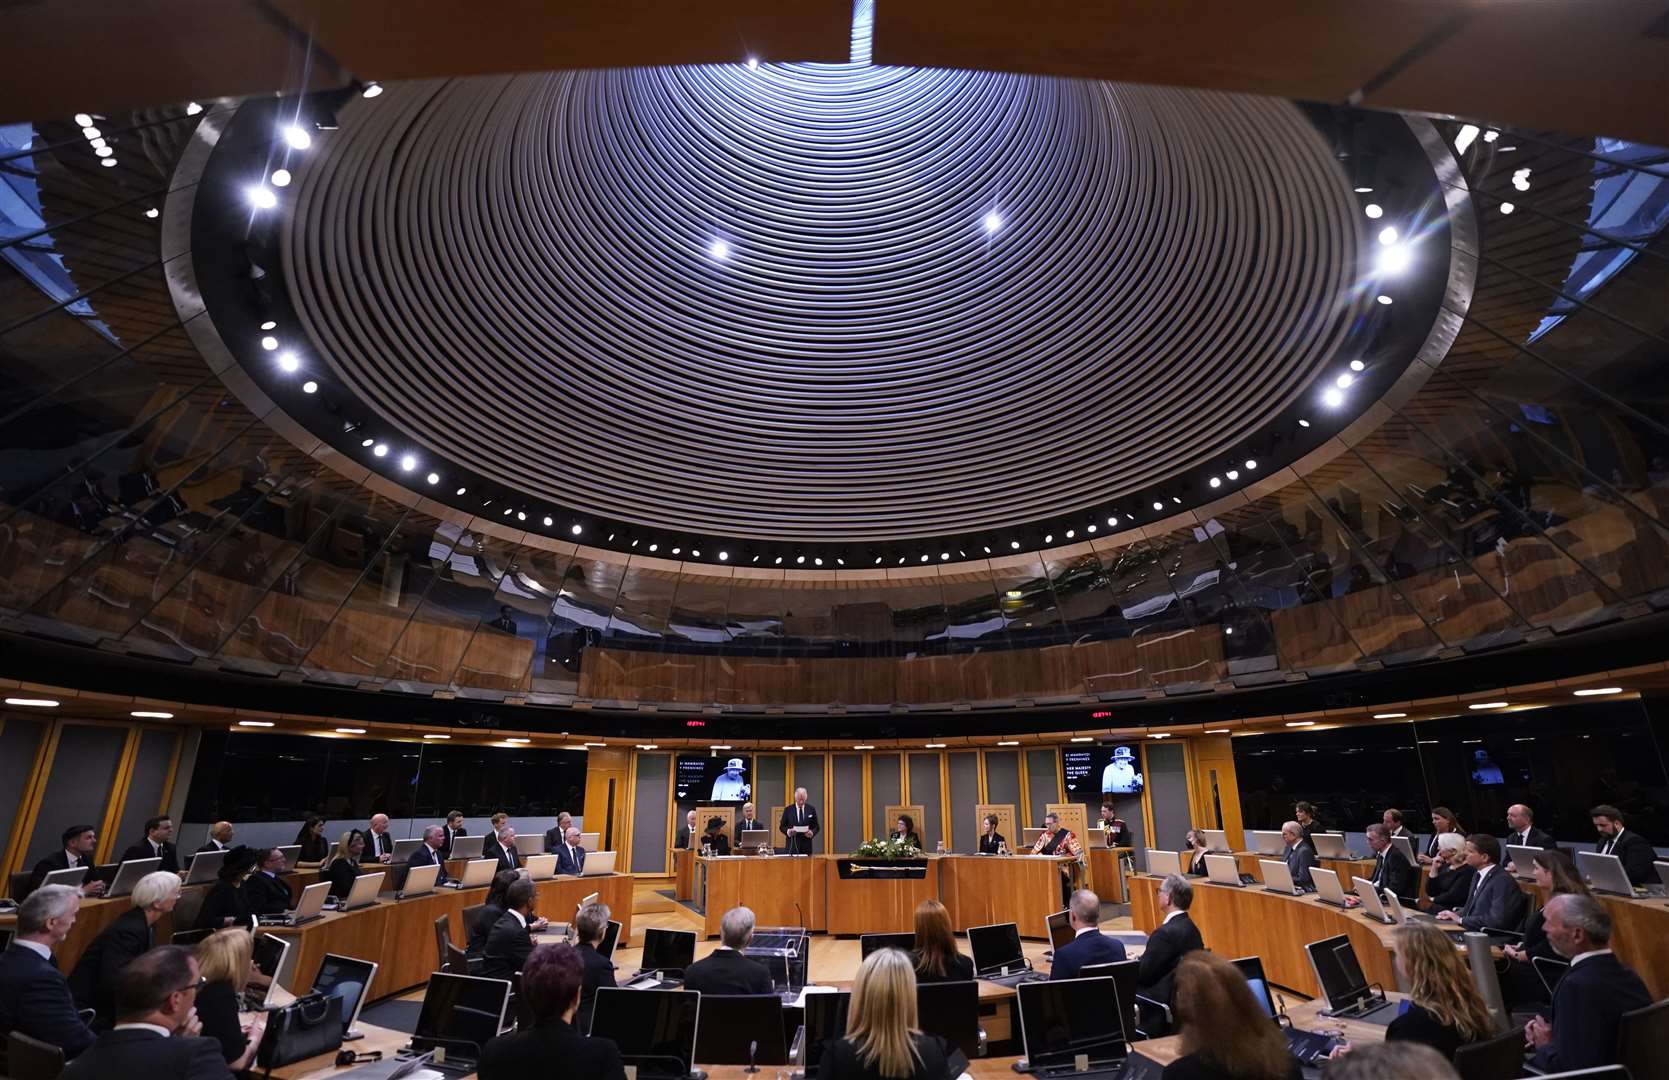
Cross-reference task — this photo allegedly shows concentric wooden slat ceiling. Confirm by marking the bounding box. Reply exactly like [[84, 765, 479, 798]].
[[282, 68, 1362, 541]]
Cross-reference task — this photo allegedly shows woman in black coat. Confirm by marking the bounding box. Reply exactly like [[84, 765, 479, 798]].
[[469, 871, 522, 957], [293, 816, 330, 864], [195, 846, 259, 931], [891, 815, 923, 851], [976, 814, 1005, 855], [820, 950, 956, 1080], [192, 928, 267, 1072], [325, 829, 366, 899], [702, 817, 731, 856]]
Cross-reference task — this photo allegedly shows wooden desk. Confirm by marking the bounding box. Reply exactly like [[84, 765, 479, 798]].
[[0, 894, 137, 975], [675, 847, 695, 900], [1087, 847, 1131, 903], [1129, 873, 1397, 998], [273, 1021, 413, 1078], [823, 856, 942, 935], [1232, 852, 1377, 885], [698, 855, 825, 936], [940, 855, 1079, 937], [1133, 994, 1397, 1065]]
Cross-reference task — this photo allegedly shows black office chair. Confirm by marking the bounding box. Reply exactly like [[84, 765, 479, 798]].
[[5, 1030, 65, 1080], [444, 941, 472, 975], [692, 995, 788, 1065], [915, 980, 985, 1058], [1081, 960, 1142, 1044], [1453, 1024, 1526, 1080], [1617, 997, 1669, 1080], [462, 903, 489, 949], [433, 913, 451, 974]]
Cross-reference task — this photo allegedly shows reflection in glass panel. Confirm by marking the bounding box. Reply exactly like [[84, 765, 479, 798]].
[[1232, 722, 1429, 834], [939, 566, 1005, 647], [1231, 501, 1366, 674], [723, 575, 785, 642], [988, 556, 1063, 645], [413, 745, 587, 817], [665, 571, 731, 646], [464, 540, 572, 693]]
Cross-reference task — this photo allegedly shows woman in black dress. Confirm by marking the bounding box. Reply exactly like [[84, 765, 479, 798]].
[[910, 899, 974, 984], [193, 927, 268, 1071], [703, 816, 731, 856], [977, 814, 1005, 855], [1183, 829, 1212, 877], [326, 829, 366, 898], [293, 815, 330, 864], [195, 846, 259, 930], [891, 815, 922, 851], [819, 948, 957, 1080]]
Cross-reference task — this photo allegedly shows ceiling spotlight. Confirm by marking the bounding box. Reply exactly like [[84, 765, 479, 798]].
[[247, 185, 278, 209], [1350, 359, 1366, 372], [1499, 202, 1515, 215], [1378, 244, 1411, 274], [920, 554, 929, 562], [518, 512, 528, 521], [335, 727, 366, 734], [426, 472, 440, 485], [746, 56, 759, 70], [1364, 203, 1383, 219], [94, 145, 113, 158], [814, 557, 823, 565], [277, 351, 300, 373], [1209, 477, 1221, 488], [1010, 540, 1021, 549], [1171, 496, 1181, 504], [1226, 469, 1239, 480], [1573, 687, 1621, 696], [455, 487, 466, 495], [670, 547, 680, 554], [271, 168, 291, 187], [983, 210, 1003, 234], [1152, 501, 1163, 510], [1244, 459, 1257, 470], [74, 112, 93, 127], [1453, 124, 1480, 154], [540, 515, 552, 526], [100, 158, 117, 168], [399, 454, 416, 472], [237, 720, 275, 727], [709, 239, 730, 260], [282, 123, 312, 150], [1086, 524, 1096, 533], [361, 438, 374, 447], [570, 523, 582, 536], [260, 320, 276, 331], [131, 710, 174, 719], [302, 380, 318, 394], [144, 207, 159, 219], [502, 508, 512, 516], [1511, 168, 1531, 192], [1335, 372, 1355, 388], [362, 82, 384, 98], [372, 443, 388, 457], [1044, 534, 1053, 544], [1353, 186, 1373, 194], [774, 556, 781, 564], [1376, 294, 1393, 305], [1107, 516, 1118, 527], [260, 335, 278, 350], [88, 137, 105, 149], [1298, 419, 1311, 427], [1285, 721, 1316, 728], [185, 102, 203, 116], [5, 697, 59, 707], [940, 551, 950, 560], [1377, 226, 1399, 246], [1483, 129, 1499, 143], [718, 551, 729, 561], [797, 555, 806, 564], [1323, 387, 1345, 408], [1065, 530, 1075, 539], [649, 543, 659, 552]]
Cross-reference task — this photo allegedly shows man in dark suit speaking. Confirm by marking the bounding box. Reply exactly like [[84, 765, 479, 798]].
[[682, 907, 774, 995], [1049, 889, 1126, 981], [779, 787, 820, 855]]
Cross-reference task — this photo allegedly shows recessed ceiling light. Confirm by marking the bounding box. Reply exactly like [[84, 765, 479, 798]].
[[362, 82, 384, 98], [372, 443, 388, 457], [815, 557, 823, 565], [1044, 535, 1053, 544], [282, 124, 312, 150], [277, 351, 300, 373], [1070, 736, 1094, 743], [1323, 387, 1345, 408], [570, 524, 582, 536], [506, 737, 530, 743], [718, 551, 729, 561], [1149, 732, 1171, 739], [185, 102, 203, 116], [426, 472, 439, 485], [1373, 712, 1407, 719], [335, 727, 366, 734], [854, 744, 876, 750], [926, 742, 946, 748], [271, 168, 292, 187], [1364, 203, 1383, 219], [74, 113, 94, 127], [1107, 516, 1118, 527], [1209, 477, 1221, 488], [583, 742, 606, 748], [1010, 540, 1021, 549], [1226, 470, 1239, 481], [1350, 360, 1366, 372], [998, 740, 1020, 746], [260, 321, 277, 331], [940, 551, 950, 560], [709, 239, 730, 260], [1204, 728, 1231, 734], [1335, 373, 1355, 389], [237, 720, 275, 727], [1244, 459, 1257, 470], [1285, 721, 1316, 727], [399, 454, 417, 472], [1378, 244, 1411, 274], [517, 512, 526, 521], [362, 438, 375, 448], [131, 710, 174, 719], [1354, 186, 1373, 194], [1376, 294, 1393, 305], [302, 380, 318, 394], [983, 210, 1003, 234], [1152, 501, 1163, 511], [456, 487, 466, 495], [247, 185, 277, 209], [1298, 419, 1310, 427], [1499, 202, 1515, 215], [1469, 701, 1509, 710], [782, 745, 803, 750], [920, 554, 929, 562], [5, 697, 59, 707], [1572, 687, 1622, 696], [144, 207, 160, 219], [423, 733, 452, 739]]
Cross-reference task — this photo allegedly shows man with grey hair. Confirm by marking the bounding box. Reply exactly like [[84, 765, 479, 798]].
[[0, 884, 96, 1057], [574, 901, 616, 1031], [1281, 820, 1317, 887], [406, 823, 451, 884], [486, 824, 521, 874], [683, 906, 773, 995], [70, 870, 181, 1025], [1526, 893, 1651, 1072], [779, 788, 819, 855], [555, 826, 587, 876], [1049, 889, 1126, 980], [1137, 873, 1202, 1011], [1365, 823, 1416, 898]]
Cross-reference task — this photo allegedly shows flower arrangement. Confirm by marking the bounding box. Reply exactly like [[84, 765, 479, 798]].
[[852, 836, 924, 860]]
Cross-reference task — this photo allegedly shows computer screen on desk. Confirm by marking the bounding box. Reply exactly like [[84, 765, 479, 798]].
[[312, 953, 377, 1037], [640, 928, 696, 973], [1017, 976, 1126, 1068], [800, 990, 850, 1077], [247, 934, 290, 1009], [967, 922, 1024, 975], [860, 932, 915, 959], [1231, 956, 1277, 1018], [590, 987, 700, 1076], [1305, 934, 1373, 1013], [413, 972, 510, 1058], [598, 919, 622, 959], [1046, 910, 1073, 950]]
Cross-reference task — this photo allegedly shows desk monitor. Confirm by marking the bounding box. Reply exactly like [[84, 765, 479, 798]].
[[1016, 976, 1126, 1070], [392, 838, 425, 862], [399, 863, 439, 899], [524, 854, 558, 881], [917, 980, 982, 1059], [640, 928, 697, 975], [1305, 934, 1374, 1014], [1145, 849, 1183, 878], [105, 857, 162, 898], [579, 832, 600, 851], [312, 953, 378, 1038], [413, 971, 511, 1060], [580, 851, 617, 877], [1201, 829, 1230, 853], [289, 881, 331, 922], [799, 990, 850, 1078], [1203, 854, 1245, 888], [453, 858, 497, 889], [589, 987, 700, 1077], [967, 922, 1024, 976], [1352, 877, 1393, 923], [41, 867, 88, 890], [1230, 956, 1277, 1018], [860, 932, 915, 959], [1656, 860, 1669, 890], [1506, 845, 1545, 881], [448, 835, 484, 860], [1311, 833, 1349, 859], [514, 834, 544, 857], [1260, 859, 1297, 895], [1046, 910, 1074, 951], [1248, 830, 1287, 856], [1382, 890, 1416, 925], [247, 933, 292, 1010], [276, 845, 302, 872], [692, 994, 786, 1065], [738, 829, 771, 849], [0, 929, 12, 951], [184, 849, 227, 885], [1311, 867, 1350, 907], [598, 919, 622, 960], [343, 871, 385, 911], [1575, 852, 1635, 897], [1388, 836, 1416, 865]]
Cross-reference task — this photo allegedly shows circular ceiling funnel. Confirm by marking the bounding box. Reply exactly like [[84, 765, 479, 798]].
[[283, 64, 1362, 542]]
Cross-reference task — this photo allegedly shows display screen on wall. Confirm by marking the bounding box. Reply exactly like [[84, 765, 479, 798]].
[[674, 754, 753, 803], [1062, 746, 1144, 796]]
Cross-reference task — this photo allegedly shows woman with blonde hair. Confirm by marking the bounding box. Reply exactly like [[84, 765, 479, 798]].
[[1162, 951, 1297, 1079], [194, 928, 267, 1070], [910, 899, 973, 984], [326, 828, 366, 898], [821, 948, 955, 1080], [1383, 921, 1494, 1057]]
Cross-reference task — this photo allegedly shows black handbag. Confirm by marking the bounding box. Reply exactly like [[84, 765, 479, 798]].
[[255, 991, 344, 1069]]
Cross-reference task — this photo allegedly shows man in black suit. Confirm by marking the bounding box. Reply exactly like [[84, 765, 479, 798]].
[[30, 824, 107, 896], [70, 869, 180, 1025], [1280, 821, 1318, 888], [365, 814, 395, 863], [242, 846, 294, 915], [440, 811, 468, 860], [405, 825, 452, 885], [1504, 804, 1554, 853], [481, 878, 539, 981], [1136, 874, 1203, 1009], [1589, 804, 1656, 886], [0, 885, 97, 1058], [119, 815, 179, 874], [573, 901, 617, 1034], [194, 822, 234, 855], [61, 946, 232, 1080], [555, 827, 588, 876], [486, 826, 522, 874], [1527, 894, 1652, 1072], [682, 907, 774, 995], [1049, 889, 1127, 981], [1380, 808, 1413, 842], [478, 943, 626, 1080], [1436, 833, 1528, 933], [779, 788, 820, 856], [1365, 824, 1417, 899], [737, 802, 766, 839], [675, 809, 698, 851], [545, 812, 574, 854]]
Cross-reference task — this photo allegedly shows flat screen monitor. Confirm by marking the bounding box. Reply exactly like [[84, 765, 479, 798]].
[[0, 928, 13, 951], [801, 990, 850, 1077], [1231, 956, 1277, 1018], [860, 932, 915, 959], [1046, 910, 1074, 951], [590, 987, 700, 1076], [598, 919, 622, 959], [1305, 934, 1372, 1013], [1061, 746, 1144, 796], [248, 933, 291, 1009], [1016, 976, 1127, 1068], [674, 753, 753, 803], [413, 972, 511, 1058], [311, 953, 378, 1036], [967, 922, 1024, 975], [640, 928, 696, 973]]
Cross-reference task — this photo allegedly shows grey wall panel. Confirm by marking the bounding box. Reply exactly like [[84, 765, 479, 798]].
[[832, 755, 865, 853], [27, 725, 126, 863], [947, 752, 979, 852], [870, 754, 901, 843], [1146, 743, 1191, 873], [984, 751, 1020, 811], [114, 729, 177, 851], [793, 755, 826, 853], [631, 753, 672, 874], [0, 718, 45, 830], [1026, 749, 1059, 828], [907, 754, 943, 852], [757, 754, 787, 817]]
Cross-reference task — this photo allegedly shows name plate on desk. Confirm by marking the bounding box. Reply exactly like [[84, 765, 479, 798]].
[[836, 858, 929, 880]]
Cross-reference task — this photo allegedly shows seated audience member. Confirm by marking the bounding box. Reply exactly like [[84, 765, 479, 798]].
[[1321, 1042, 1460, 1080], [1365, 823, 1417, 899], [1161, 951, 1298, 1080], [60, 946, 232, 1080], [0, 884, 97, 1058], [365, 813, 394, 862], [555, 826, 589, 875], [573, 901, 617, 1034], [1381, 808, 1413, 842], [119, 814, 180, 874], [1589, 803, 1655, 886], [1435, 834, 1527, 933], [489, 811, 510, 837], [478, 943, 627, 1080], [1417, 808, 1464, 868], [1182, 829, 1211, 877], [1504, 803, 1554, 855], [977, 813, 1005, 855], [325, 830, 366, 898], [30, 824, 107, 896], [195, 846, 259, 930], [910, 899, 974, 984], [543, 812, 572, 855], [442, 810, 468, 859], [1502, 849, 1590, 1005], [1280, 821, 1317, 887], [820, 948, 957, 1080], [293, 816, 330, 865], [406, 824, 452, 884], [891, 815, 923, 850], [470, 871, 522, 958], [1526, 894, 1652, 1072], [701, 817, 730, 857], [1293, 802, 1320, 844], [191, 929, 268, 1071], [195, 822, 234, 854], [1381, 922, 1493, 1059], [1049, 889, 1126, 981], [69, 870, 181, 1024], [481, 878, 539, 980], [1136, 874, 1203, 1008], [242, 846, 293, 915], [1422, 833, 1475, 911], [682, 906, 774, 995], [486, 825, 522, 873]]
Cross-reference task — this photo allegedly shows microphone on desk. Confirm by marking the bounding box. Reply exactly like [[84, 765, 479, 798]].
[[1275, 992, 1293, 1029], [746, 1039, 759, 1074]]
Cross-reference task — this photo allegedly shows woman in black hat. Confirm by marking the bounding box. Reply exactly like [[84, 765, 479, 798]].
[[196, 845, 260, 930]]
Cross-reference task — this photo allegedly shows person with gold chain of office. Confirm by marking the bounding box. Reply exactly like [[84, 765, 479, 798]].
[[1031, 811, 1084, 905]]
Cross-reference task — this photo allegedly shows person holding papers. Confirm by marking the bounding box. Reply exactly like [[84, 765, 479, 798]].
[[780, 787, 820, 854]]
